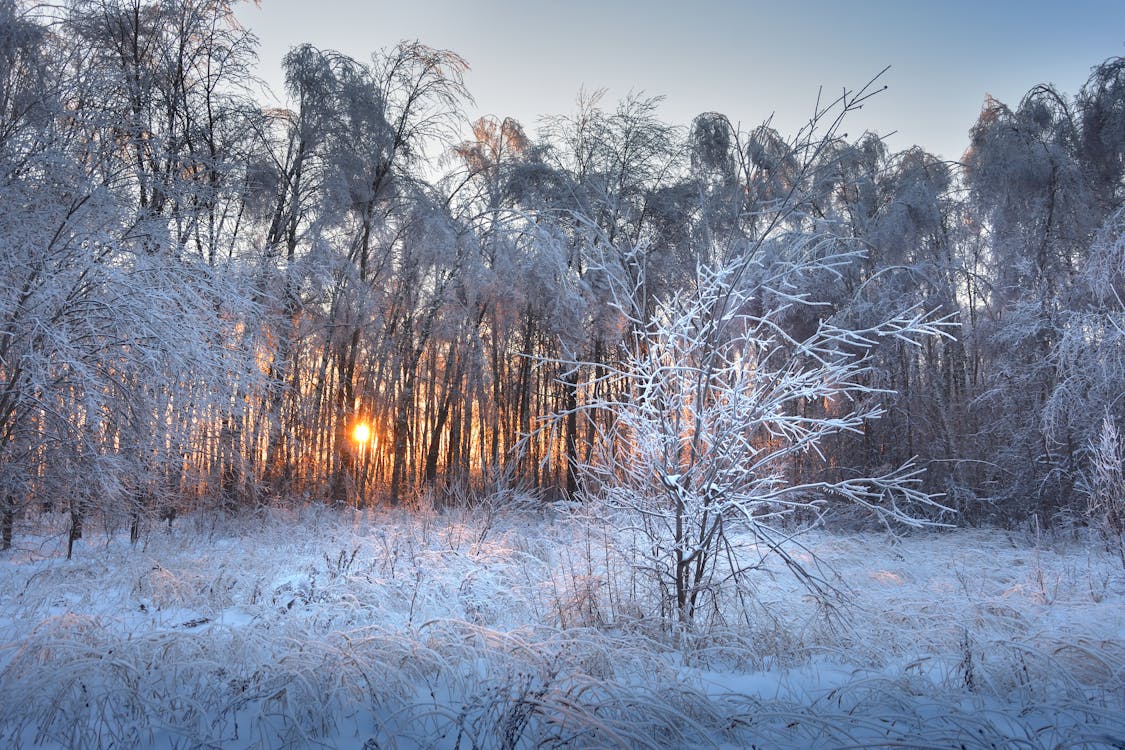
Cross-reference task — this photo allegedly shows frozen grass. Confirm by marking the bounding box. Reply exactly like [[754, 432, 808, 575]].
[[1, 506, 1124, 749]]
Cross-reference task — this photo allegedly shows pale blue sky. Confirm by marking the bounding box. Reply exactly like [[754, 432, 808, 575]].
[[236, 0, 1125, 162]]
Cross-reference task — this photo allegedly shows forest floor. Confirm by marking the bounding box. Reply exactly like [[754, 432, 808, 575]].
[[1, 503, 1123, 749]]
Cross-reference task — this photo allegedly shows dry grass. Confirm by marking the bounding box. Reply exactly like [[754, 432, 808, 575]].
[[0, 508, 1122, 748]]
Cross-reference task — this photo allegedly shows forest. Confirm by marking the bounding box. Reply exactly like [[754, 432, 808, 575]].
[[3, 0, 1123, 543], [0, 1, 1124, 746]]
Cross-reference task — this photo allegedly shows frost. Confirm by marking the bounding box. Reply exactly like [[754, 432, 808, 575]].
[[0, 510, 1122, 749]]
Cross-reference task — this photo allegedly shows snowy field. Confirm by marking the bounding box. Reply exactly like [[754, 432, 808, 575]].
[[1, 505, 1124, 749]]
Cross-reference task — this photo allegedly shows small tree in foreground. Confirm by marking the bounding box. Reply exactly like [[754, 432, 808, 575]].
[[570, 244, 954, 628]]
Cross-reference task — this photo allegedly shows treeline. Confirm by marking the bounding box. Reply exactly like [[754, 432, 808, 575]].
[[0, 0, 1122, 547]]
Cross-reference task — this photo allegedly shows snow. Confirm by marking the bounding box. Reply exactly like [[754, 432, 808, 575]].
[[1, 508, 1123, 749]]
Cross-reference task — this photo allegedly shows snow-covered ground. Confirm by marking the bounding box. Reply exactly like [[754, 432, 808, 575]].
[[1, 505, 1123, 749]]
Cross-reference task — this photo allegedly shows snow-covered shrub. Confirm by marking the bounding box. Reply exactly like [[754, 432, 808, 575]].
[[1082, 414, 1125, 567], [569, 249, 953, 629]]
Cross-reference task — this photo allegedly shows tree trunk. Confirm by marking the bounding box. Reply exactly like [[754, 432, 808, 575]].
[[67, 507, 83, 560], [424, 355, 461, 485], [390, 365, 416, 506], [562, 369, 579, 499], [1, 496, 13, 551]]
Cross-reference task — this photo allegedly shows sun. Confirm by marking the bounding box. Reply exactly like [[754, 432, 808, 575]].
[[352, 422, 372, 444]]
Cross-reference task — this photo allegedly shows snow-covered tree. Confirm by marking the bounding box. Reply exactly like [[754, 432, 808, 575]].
[[551, 78, 954, 627], [571, 244, 951, 626]]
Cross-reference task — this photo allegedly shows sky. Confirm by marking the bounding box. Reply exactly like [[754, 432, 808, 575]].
[[235, 0, 1125, 163]]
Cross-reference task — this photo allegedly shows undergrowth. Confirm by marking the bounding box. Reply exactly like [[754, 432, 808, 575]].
[[0, 506, 1123, 748]]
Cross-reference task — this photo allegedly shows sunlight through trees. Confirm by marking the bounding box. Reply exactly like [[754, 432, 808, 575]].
[[0, 0, 1120, 551]]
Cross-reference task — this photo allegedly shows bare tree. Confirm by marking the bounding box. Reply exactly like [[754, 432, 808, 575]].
[[569, 243, 951, 627]]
